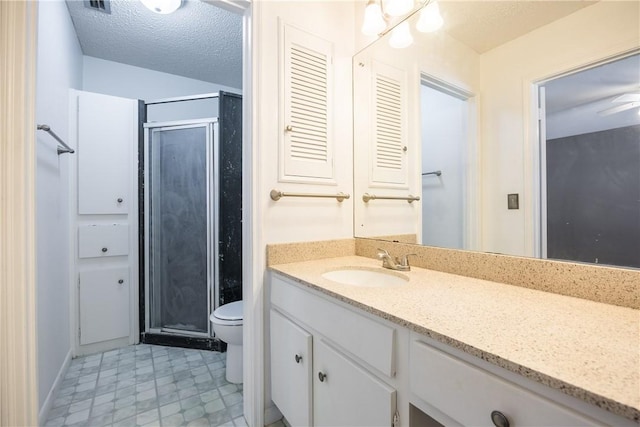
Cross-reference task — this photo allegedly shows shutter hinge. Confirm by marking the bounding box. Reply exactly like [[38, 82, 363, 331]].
[[393, 410, 399, 427], [538, 107, 543, 121]]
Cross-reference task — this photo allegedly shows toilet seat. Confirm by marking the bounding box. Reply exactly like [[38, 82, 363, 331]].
[[211, 301, 243, 326]]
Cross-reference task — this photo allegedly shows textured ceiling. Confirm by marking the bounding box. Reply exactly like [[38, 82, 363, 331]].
[[65, 0, 243, 88], [439, 0, 597, 53], [544, 54, 640, 114]]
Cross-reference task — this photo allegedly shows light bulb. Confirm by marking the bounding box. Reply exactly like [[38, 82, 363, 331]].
[[383, 0, 414, 17], [389, 21, 413, 49], [416, 0, 443, 33], [361, 0, 387, 36], [140, 0, 182, 14]]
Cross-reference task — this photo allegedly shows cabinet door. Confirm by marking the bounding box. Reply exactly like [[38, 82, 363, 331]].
[[314, 338, 396, 427], [77, 91, 136, 215], [270, 309, 312, 426], [79, 267, 130, 345]]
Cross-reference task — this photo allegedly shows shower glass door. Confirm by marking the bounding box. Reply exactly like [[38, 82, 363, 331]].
[[145, 121, 216, 337]]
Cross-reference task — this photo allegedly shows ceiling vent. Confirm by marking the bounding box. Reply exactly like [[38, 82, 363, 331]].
[[84, 0, 111, 14]]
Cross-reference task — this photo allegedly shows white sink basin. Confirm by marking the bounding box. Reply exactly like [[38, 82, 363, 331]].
[[321, 268, 409, 287]]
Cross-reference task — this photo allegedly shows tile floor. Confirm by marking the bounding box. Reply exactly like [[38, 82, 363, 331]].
[[44, 344, 246, 427]]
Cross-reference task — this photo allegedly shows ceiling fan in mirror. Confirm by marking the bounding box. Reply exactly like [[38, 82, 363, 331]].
[[597, 91, 640, 116]]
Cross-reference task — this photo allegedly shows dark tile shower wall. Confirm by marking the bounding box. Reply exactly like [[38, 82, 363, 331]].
[[218, 92, 243, 306], [138, 93, 243, 349]]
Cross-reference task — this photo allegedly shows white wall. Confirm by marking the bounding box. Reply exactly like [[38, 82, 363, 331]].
[[83, 56, 241, 121], [251, 1, 356, 422], [35, 0, 83, 418], [255, 2, 355, 247], [479, 1, 640, 257]]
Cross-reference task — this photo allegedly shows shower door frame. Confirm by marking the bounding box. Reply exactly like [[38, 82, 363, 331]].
[[143, 118, 220, 338]]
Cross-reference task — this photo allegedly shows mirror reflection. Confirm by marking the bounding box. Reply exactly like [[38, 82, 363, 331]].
[[353, 1, 640, 269]]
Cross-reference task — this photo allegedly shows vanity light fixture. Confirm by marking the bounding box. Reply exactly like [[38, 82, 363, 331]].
[[361, 0, 444, 48], [383, 0, 414, 17], [362, 0, 387, 36], [416, 0, 443, 32], [389, 21, 414, 49], [140, 0, 182, 14]]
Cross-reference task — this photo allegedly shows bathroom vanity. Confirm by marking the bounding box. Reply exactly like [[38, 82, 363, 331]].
[[268, 255, 639, 427]]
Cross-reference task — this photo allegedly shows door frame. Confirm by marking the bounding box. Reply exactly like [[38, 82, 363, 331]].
[[0, 2, 39, 425], [419, 73, 479, 251], [529, 49, 640, 258]]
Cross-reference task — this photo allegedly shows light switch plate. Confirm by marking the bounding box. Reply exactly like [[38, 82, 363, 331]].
[[508, 193, 519, 210]]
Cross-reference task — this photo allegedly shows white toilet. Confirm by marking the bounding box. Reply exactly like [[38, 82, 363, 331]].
[[210, 300, 243, 384]]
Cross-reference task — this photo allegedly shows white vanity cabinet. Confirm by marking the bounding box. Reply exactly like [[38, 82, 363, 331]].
[[270, 273, 399, 427], [270, 309, 313, 426], [408, 335, 637, 427]]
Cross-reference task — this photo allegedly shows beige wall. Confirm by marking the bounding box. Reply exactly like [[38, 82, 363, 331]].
[[479, 1, 640, 256]]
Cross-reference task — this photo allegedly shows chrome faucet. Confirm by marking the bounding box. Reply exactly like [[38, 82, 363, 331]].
[[377, 249, 416, 271]]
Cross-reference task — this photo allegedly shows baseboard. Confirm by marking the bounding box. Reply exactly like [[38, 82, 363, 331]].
[[264, 402, 283, 426], [39, 348, 72, 425]]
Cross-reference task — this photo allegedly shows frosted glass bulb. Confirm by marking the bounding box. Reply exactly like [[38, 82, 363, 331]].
[[141, 0, 182, 14], [361, 1, 387, 36], [384, 0, 414, 17], [416, 0, 444, 33], [389, 21, 413, 49]]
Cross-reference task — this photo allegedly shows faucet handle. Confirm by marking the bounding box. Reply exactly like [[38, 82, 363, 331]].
[[397, 253, 417, 267], [376, 248, 391, 259]]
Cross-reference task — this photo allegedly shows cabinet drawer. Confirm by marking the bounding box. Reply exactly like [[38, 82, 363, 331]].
[[271, 273, 396, 377], [78, 224, 129, 258], [409, 340, 599, 426]]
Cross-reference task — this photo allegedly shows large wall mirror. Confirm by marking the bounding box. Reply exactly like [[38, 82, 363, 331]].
[[353, 1, 640, 269]]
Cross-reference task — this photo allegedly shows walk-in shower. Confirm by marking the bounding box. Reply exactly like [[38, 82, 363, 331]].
[[141, 92, 242, 347]]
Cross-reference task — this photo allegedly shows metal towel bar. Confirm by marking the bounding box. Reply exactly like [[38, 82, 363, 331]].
[[37, 124, 74, 155], [270, 189, 350, 202], [362, 193, 420, 203]]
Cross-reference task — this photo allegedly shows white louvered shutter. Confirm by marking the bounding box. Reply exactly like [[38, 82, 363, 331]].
[[280, 23, 334, 182], [370, 61, 408, 186]]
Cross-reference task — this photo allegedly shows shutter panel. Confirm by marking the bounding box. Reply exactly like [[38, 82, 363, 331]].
[[280, 23, 335, 182], [371, 61, 408, 187]]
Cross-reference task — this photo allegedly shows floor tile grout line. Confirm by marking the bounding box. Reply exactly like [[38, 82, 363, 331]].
[[151, 345, 164, 427]]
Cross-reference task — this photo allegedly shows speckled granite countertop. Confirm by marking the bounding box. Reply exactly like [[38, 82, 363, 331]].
[[269, 256, 640, 422]]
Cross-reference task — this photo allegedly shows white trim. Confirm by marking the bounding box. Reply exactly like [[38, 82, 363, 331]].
[[38, 349, 72, 425], [241, 2, 261, 426], [202, 0, 249, 15], [538, 86, 547, 260]]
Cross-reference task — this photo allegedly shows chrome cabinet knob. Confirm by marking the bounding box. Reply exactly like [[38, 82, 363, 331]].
[[294, 354, 302, 364], [318, 371, 327, 382], [118, 279, 124, 284], [285, 125, 293, 132], [101, 247, 108, 253], [117, 198, 123, 203], [490, 411, 509, 427]]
